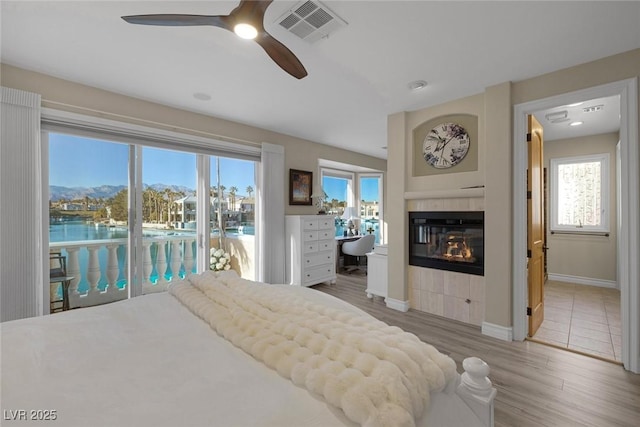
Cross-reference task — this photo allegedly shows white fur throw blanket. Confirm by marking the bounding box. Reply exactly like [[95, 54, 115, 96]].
[[169, 271, 457, 427]]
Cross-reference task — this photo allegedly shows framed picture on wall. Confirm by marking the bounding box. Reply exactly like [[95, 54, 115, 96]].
[[289, 169, 313, 205]]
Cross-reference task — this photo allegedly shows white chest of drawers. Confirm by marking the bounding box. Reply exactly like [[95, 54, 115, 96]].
[[285, 215, 336, 287]]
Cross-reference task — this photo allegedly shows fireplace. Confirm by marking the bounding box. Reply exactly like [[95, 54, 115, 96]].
[[409, 211, 484, 275]]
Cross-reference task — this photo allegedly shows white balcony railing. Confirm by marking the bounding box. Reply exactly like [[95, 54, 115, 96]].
[[50, 235, 196, 309]]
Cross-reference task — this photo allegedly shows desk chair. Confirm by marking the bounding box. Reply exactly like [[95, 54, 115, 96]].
[[50, 253, 74, 313], [341, 234, 375, 274]]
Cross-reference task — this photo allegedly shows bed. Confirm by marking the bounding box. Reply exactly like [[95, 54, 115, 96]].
[[1, 271, 495, 427]]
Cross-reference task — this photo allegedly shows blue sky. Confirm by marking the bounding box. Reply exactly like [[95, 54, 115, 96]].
[[49, 133, 255, 194], [49, 133, 378, 201], [322, 176, 378, 202]]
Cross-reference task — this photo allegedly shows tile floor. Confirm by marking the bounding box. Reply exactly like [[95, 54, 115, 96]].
[[531, 280, 621, 362]]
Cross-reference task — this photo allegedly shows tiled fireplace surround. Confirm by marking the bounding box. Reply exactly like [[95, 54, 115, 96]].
[[407, 195, 485, 326]]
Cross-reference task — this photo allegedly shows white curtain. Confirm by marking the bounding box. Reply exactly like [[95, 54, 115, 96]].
[[1, 87, 43, 321], [257, 143, 285, 283]]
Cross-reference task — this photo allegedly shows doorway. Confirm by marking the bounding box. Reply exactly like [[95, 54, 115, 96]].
[[513, 78, 639, 373], [528, 99, 622, 361]]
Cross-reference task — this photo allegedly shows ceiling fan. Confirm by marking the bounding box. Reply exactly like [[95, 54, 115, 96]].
[[122, 0, 308, 79]]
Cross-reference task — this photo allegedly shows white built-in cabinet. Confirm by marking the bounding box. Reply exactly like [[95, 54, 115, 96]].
[[366, 248, 388, 299], [285, 215, 336, 287]]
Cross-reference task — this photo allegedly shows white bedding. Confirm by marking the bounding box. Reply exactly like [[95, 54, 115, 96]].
[[0, 275, 481, 427]]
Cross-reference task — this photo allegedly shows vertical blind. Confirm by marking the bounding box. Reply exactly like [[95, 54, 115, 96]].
[[1, 87, 43, 321]]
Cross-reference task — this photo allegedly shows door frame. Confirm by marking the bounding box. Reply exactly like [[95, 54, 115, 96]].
[[512, 78, 639, 373]]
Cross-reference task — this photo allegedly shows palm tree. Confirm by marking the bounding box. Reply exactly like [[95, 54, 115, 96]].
[[151, 189, 162, 222], [331, 198, 339, 213], [109, 189, 128, 221], [229, 186, 238, 210], [245, 185, 253, 198], [163, 188, 174, 223]]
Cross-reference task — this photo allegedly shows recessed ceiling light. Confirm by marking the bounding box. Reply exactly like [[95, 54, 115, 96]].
[[569, 121, 583, 126], [193, 92, 211, 101], [234, 23, 258, 39], [408, 80, 428, 91], [567, 102, 584, 107], [583, 105, 604, 113]]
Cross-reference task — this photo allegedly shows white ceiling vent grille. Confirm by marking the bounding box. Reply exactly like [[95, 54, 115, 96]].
[[275, 0, 347, 43]]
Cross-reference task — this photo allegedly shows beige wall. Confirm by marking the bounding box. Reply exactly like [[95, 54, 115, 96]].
[[388, 48, 639, 329], [406, 94, 486, 191], [544, 132, 619, 282], [0, 63, 386, 221], [1, 63, 386, 278]]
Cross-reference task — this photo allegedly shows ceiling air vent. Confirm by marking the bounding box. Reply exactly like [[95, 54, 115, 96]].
[[545, 110, 569, 123], [275, 0, 347, 43]]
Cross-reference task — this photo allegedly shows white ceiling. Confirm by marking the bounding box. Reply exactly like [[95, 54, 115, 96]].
[[2, 1, 639, 158], [534, 94, 621, 142]]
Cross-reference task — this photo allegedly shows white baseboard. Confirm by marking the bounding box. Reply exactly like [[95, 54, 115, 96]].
[[548, 273, 618, 289], [385, 297, 409, 312], [482, 322, 513, 341]]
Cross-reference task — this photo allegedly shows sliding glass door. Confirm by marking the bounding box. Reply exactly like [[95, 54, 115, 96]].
[[48, 133, 132, 308], [140, 147, 197, 294], [209, 156, 257, 280], [47, 130, 257, 309]]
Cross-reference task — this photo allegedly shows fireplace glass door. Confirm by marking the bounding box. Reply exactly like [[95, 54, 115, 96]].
[[409, 211, 484, 275]]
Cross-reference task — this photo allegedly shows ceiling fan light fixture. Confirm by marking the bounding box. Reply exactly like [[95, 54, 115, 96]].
[[121, 1, 308, 79], [234, 23, 258, 39]]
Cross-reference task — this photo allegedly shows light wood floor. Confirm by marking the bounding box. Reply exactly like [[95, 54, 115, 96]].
[[313, 274, 640, 427]]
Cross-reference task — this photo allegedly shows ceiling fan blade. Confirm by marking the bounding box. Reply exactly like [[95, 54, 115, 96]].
[[122, 1, 308, 79], [230, 0, 271, 22], [121, 14, 231, 31], [255, 33, 308, 79]]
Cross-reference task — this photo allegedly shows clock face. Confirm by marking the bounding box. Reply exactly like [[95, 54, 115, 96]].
[[422, 123, 470, 168]]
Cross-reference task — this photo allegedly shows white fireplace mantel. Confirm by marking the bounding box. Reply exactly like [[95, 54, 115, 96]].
[[404, 187, 485, 200]]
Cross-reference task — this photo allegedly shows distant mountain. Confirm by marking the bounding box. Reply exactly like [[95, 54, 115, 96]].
[[145, 183, 193, 194], [49, 184, 194, 201], [49, 185, 126, 201]]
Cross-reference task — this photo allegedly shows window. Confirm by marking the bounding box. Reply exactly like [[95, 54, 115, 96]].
[[550, 153, 609, 233], [45, 119, 259, 309], [321, 168, 354, 217], [359, 174, 383, 244], [320, 167, 384, 243]]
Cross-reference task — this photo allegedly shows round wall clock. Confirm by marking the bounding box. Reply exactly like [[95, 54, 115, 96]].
[[422, 122, 470, 168]]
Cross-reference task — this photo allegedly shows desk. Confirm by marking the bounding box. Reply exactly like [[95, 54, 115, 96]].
[[335, 236, 360, 272]]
